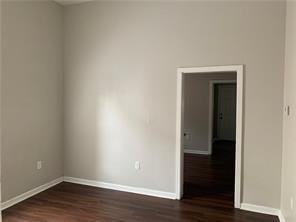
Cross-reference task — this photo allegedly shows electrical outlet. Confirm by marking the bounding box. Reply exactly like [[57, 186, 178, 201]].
[[37, 161, 42, 170], [291, 197, 294, 210], [184, 132, 191, 140], [135, 161, 141, 170]]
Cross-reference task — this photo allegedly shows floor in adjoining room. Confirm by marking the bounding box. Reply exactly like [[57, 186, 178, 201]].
[[184, 141, 236, 204], [3, 147, 279, 222]]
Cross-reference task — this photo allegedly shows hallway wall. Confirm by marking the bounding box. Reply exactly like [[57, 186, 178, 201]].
[[183, 72, 236, 153]]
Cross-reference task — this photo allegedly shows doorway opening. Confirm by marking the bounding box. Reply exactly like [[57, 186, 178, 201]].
[[176, 66, 243, 208], [183, 79, 237, 205]]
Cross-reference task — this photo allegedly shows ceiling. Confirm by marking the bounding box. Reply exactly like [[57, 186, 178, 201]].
[[53, 0, 93, 6]]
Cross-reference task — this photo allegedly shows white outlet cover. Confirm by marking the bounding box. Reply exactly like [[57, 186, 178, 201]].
[[37, 161, 42, 170], [135, 161, 140, 170]]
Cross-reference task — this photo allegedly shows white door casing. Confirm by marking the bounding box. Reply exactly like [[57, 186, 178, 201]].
[[176, 65, 243, 209]]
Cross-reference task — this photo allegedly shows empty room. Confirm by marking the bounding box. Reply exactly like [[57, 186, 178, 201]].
[[0, 0, 295, 222]]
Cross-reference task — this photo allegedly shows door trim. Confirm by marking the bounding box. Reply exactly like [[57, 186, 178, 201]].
[[175, 65, 244, 209], [209, 80, 237, 154]]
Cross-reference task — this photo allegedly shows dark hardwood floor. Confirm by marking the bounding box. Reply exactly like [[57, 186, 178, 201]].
[[3, 142, 279, 222], [184, 141, 235, 202]]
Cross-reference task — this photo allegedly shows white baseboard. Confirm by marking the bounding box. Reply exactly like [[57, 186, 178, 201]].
[[1, 177, 63, 211], [184, 149, 210, 155], [241, 203, 280, 216], [278, 210, 286, 222], [64, 176, 176, 200]]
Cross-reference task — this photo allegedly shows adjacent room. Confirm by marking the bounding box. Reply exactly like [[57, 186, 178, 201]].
[[183, 72, 237, 207], [0, 0, 295, 222]]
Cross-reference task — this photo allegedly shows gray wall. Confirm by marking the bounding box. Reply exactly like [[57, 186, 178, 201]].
[[1, 1, 64, 202], [64, 1, 285, 208], [281, 2, 296, 221], [183, 72, 236, 153]]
